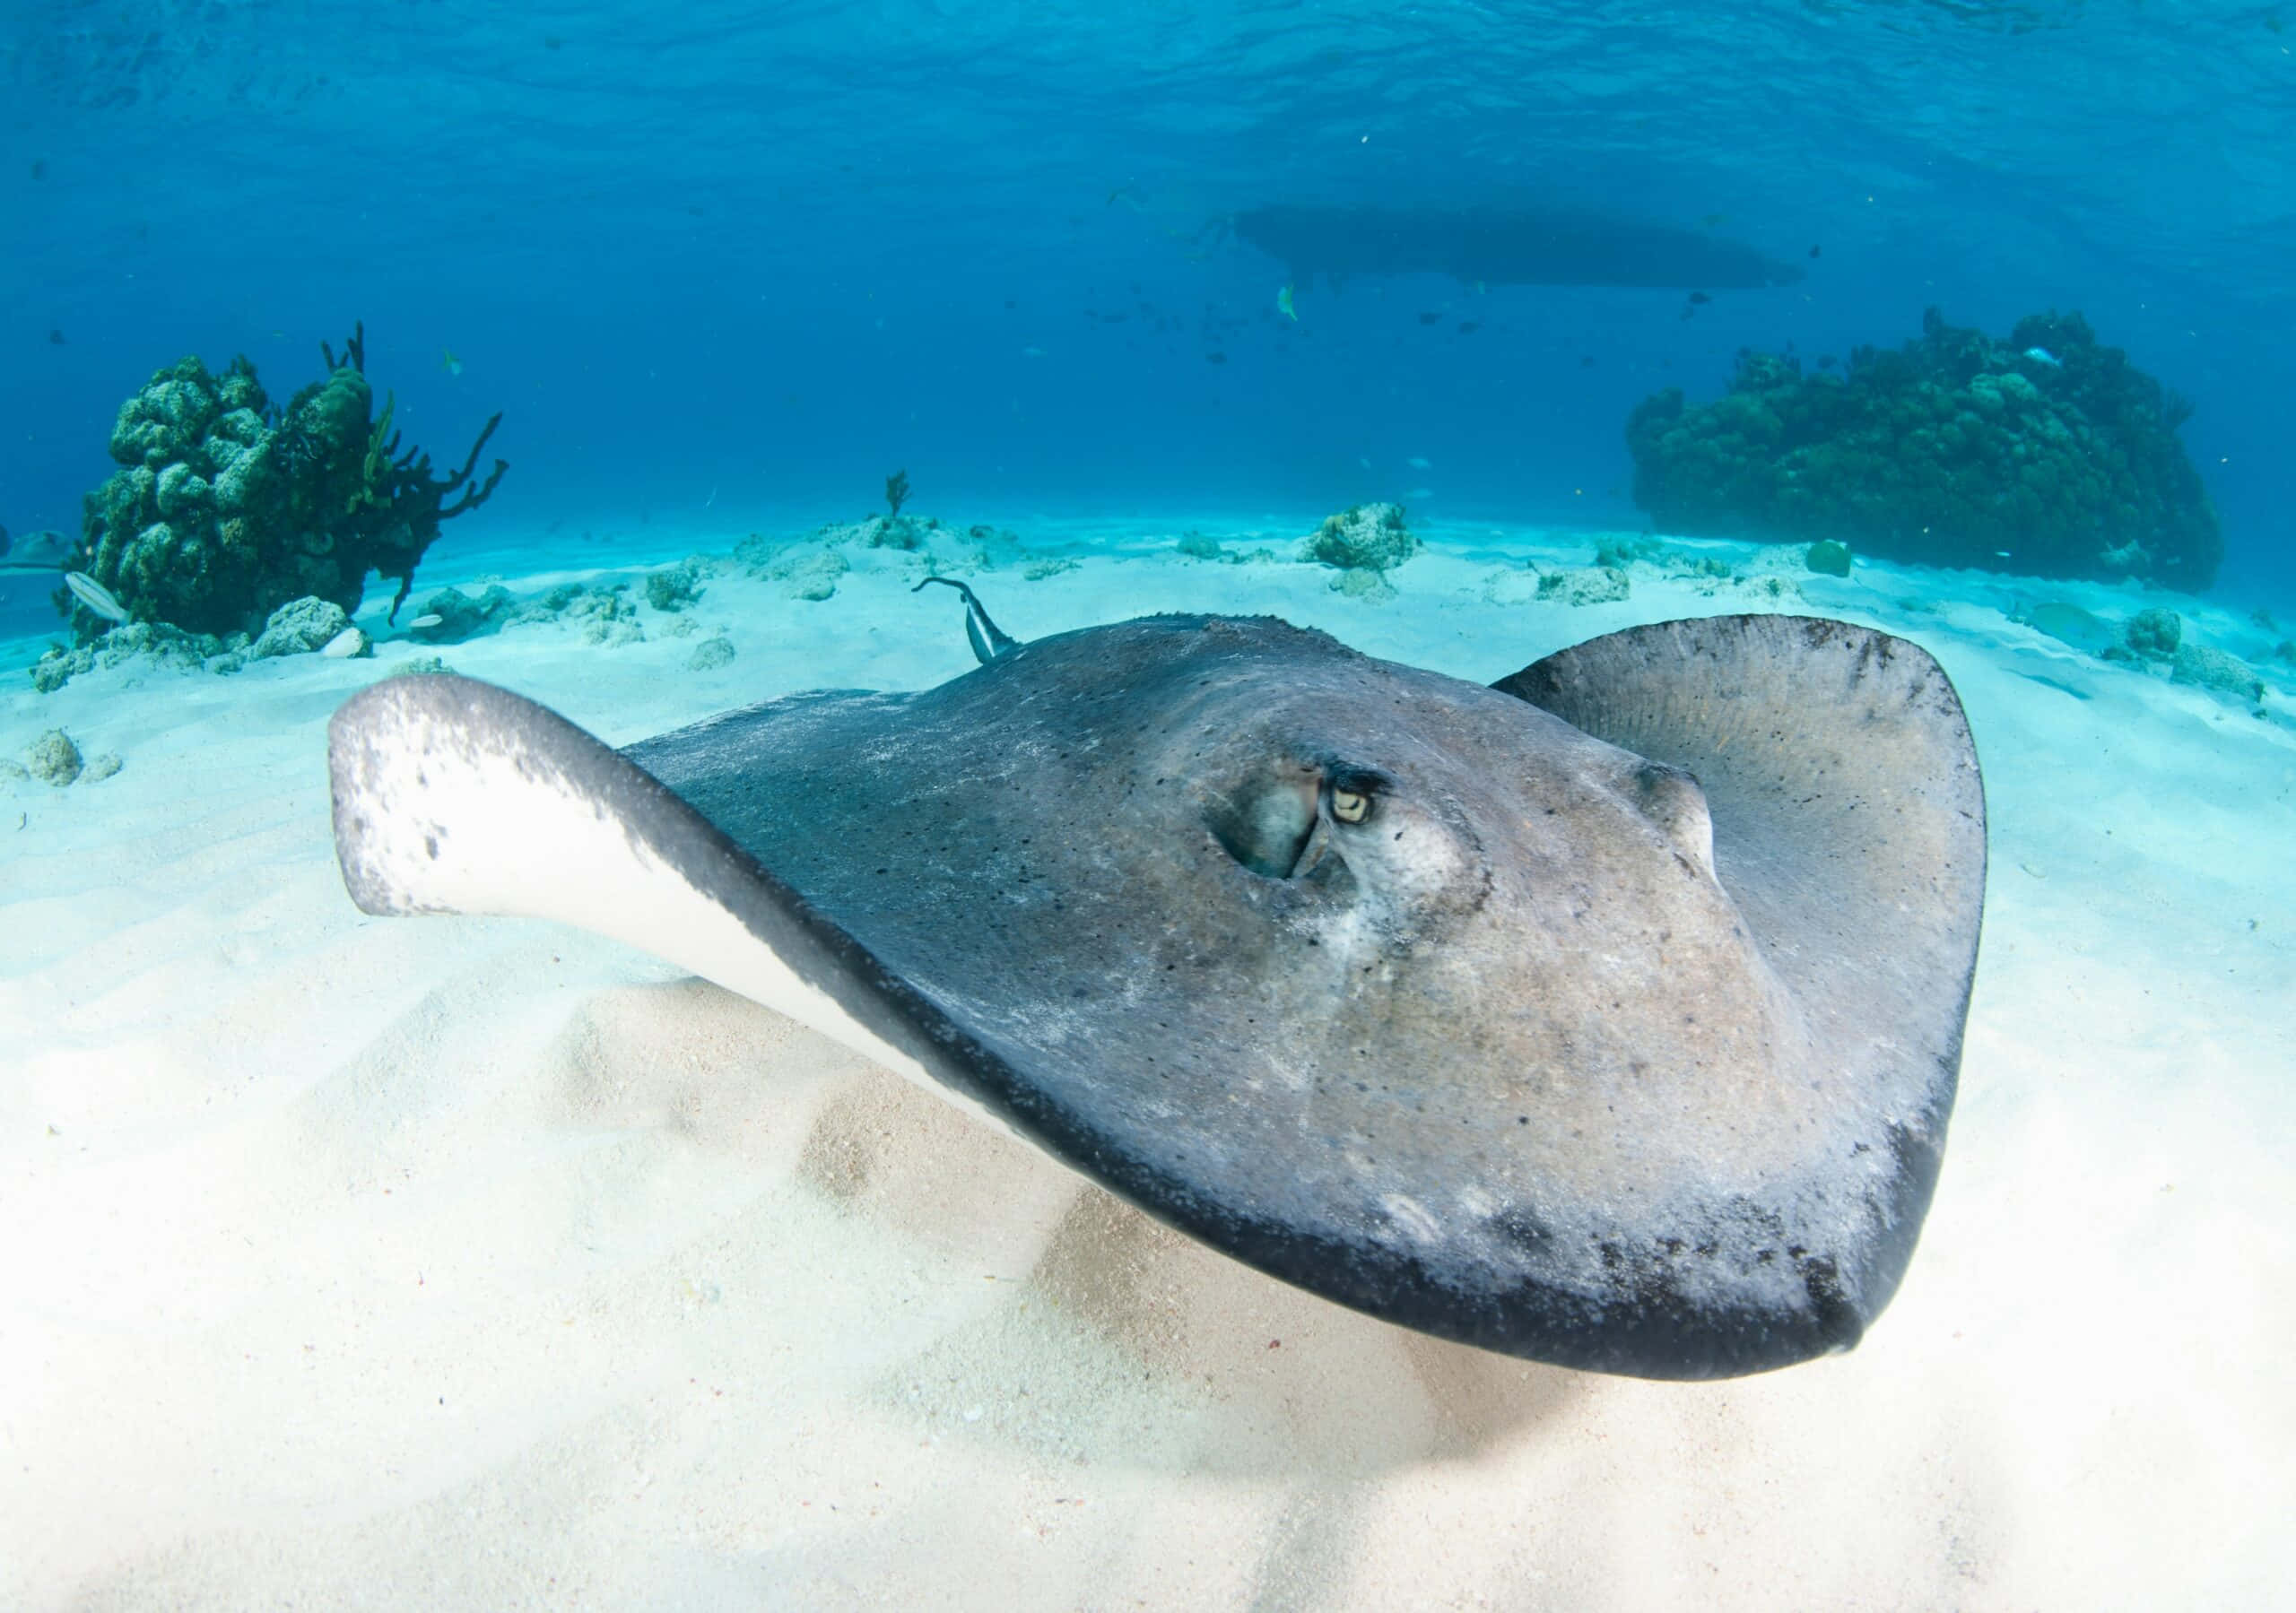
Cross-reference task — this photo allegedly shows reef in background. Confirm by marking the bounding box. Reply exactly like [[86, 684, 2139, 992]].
[[1624, 308, 2219, 589], [63, 323, 507, 639]]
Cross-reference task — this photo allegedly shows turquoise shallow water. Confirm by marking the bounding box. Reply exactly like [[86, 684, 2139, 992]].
[[4, 521, 2292, 1605], [4, 3, 2293, 1605]]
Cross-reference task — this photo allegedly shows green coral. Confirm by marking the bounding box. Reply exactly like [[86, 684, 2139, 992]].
[[351, 391, 396, 514], [1805, 540, 1853, 577], [63, 323, 509, 640], [645, 558, 709, 611], [2126, 607, 2182, 658], [1624, 307, 2220, 588], [413, 584, 517, 643], [1305, 502, 1415, 572]]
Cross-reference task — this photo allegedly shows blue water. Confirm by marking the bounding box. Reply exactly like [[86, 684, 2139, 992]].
[[4, 0, 2292, 635]]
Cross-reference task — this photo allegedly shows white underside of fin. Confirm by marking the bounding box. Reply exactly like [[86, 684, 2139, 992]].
[[329, 677, 1024, 1141]]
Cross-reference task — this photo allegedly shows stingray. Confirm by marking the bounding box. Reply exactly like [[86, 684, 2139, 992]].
[[327, 596, 1985, 1380], [1231, 204, 1809, 292], [0, 525, 75, 572]]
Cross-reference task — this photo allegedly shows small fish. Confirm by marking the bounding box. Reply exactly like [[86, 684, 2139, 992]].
[[1457, 320, 1481, 334], [2023, 347, 2062, 368], [1022, 345, 1046, 358], [1408, 455, 1431, 470], [1472, 280, 1486, 295], [1687, 291, 1712, 305], [409, 613, 445, 629], [1417, 311, 1442, 325], [65, 570, 129, 623], [1700, 212, 1728, 228], [442, 348, 463, 376], [1205, 351, 1228, 365], [1276, 283, 1297, 321], [48, 326, 66, 345], [1809, 244, 1822, 258]]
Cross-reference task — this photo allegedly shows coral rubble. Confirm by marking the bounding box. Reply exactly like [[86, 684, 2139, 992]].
[[1536, 567, 1631, 606], [1624, 308, 2219, 587], [65, 323, 507, 639], [249, 596, 352, 659], [646, 559, 708, 612], [1305, 501, 1416, 574], [25, 730, 82, 786]]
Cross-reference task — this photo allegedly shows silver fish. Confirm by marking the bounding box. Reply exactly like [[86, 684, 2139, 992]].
[[64, 570, 131, 623]]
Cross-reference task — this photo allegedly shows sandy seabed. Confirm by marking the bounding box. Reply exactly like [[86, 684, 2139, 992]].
[[2, 519, 2291, 1609]]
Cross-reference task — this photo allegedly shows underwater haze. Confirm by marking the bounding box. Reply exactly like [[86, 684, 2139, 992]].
[[4, 0, 2294, 611], [4, 4, 2294, 1609]]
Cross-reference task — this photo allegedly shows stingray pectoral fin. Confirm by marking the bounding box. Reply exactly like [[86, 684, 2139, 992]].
[[1496, 614, 1987, 1341], [1491, 616, 1987, 1002], [326, 673, 949, 1102]]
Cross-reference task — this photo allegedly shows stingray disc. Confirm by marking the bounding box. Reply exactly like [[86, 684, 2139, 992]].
[[328, 611, 1984, 1378]]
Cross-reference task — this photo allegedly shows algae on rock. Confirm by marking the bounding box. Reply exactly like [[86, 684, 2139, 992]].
[[1625, 307, 2219, 587], [64, 323, 508, 641], [1305, 502, 1416, 573]]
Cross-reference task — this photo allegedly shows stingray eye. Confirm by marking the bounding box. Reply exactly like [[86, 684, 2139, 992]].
[[1326, 767, 1385, 826]]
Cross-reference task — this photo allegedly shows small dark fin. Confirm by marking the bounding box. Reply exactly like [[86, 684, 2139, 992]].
[[913, 576, 1020, 664]]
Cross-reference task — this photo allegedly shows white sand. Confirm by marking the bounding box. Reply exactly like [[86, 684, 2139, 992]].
[[2, 523, 2291, 1609]]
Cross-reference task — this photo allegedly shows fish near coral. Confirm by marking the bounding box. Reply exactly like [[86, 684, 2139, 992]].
[[64, 571, 129, 623]]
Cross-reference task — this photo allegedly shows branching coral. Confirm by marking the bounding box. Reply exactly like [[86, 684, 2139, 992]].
[[63, 321, 509, 638]]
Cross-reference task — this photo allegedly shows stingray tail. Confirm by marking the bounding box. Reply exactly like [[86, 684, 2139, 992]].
[[913, 576, 1019, 663]]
